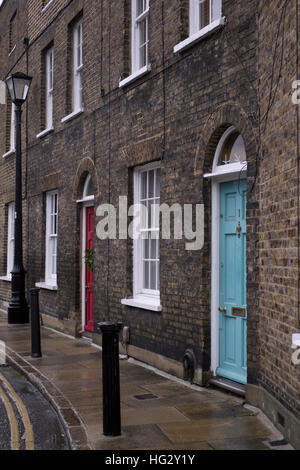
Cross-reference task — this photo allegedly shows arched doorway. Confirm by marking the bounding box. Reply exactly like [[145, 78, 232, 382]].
[[204, 126, 247, 385], [78, 174, 95, 332]]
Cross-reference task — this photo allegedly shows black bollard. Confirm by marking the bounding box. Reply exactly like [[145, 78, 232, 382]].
[[30, 288, 42, 358], [98, 321, 122, 437]]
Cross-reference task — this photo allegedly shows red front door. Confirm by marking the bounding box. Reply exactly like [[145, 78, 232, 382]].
[[85, 207, 94, 332]]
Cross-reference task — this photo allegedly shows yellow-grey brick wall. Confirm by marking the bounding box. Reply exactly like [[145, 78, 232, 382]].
[[0, 0, 299, 429]]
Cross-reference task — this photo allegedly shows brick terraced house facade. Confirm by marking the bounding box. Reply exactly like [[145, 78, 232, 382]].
[[0, 0, 299, 448]]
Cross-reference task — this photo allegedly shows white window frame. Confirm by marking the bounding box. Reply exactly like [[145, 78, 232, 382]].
[[45, 47, 54, 130], [122, 161, 162, 312], [73, 19, 83, 113], [7, 202, 15, 279], [10, 102, 15, 152], [45, 190, 58, 287], [132, 0, 149, 74], [190, 0, 222, 35], [9, 13, 16, 56], [119, 0, 151, 87], [174, 0, 224, 54], [3, 102, 15, 158]]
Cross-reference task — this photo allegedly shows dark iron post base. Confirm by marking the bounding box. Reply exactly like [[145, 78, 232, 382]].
[[30, 288, 42, 358], [8, 270, 29, 324], [98, 321, 122, 437]]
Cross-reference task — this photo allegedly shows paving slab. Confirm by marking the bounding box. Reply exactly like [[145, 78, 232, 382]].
[[176, 402, 257, 420], [208, 437, 271, 450], [159, 416, 271, 443], [121, 406, 189, 426], [92, 424, 173, 450], [140, 442, 214, 451]]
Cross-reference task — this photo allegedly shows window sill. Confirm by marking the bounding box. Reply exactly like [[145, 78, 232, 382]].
[[36, 127, 54, 139], [121, 297, 162, 312], [0, 276, 11, 282], [174, 17, 226, 54], [119, 65, 151, 88], [61, 109, 84, 124], [35, 282, 57, 291], [3, 149, 15, 159]]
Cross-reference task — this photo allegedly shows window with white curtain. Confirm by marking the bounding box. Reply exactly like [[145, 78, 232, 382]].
[[45, 191, 58, 286], [132, 0, 149, 73], [7, 202, 15, 278], [73, 19, 83, 112], [190, 0, 222, 35], [45, 47, 54, 129], [133, 162, 160, 303]]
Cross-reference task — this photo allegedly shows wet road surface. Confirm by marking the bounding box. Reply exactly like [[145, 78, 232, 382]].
[[0, 366, 70, 450]]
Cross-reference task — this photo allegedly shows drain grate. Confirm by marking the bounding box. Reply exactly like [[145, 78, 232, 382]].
[[133, 393, 159, 400]]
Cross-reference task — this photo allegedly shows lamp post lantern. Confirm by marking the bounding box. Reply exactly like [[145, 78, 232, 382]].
[[5, 72, 32, 324]]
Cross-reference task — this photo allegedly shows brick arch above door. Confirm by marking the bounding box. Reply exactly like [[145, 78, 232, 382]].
[[72, 157, 100, 202], [193, 102, 258, 178]]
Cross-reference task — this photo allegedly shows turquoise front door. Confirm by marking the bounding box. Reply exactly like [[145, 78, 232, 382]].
[[217, 180, 247, 385]]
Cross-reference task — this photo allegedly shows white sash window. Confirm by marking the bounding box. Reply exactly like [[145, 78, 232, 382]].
[[73, 19, 83, 112], [134, 163, 161, 301], [190, 0, 222, 35], [132, 0, 149, 73], [45, 191, 58, 286], [7, 202, 15, 279], [122, 162, 162, 311], [10, 103, 15, 152], [46, 47, 54, 129]]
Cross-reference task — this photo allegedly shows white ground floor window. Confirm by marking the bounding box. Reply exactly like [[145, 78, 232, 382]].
[[45, 190, 58, 286], [6, 202, 15, 279]]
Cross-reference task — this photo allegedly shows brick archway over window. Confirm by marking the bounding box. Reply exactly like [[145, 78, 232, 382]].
[[72, 157, 100, 201], [194, 102, 258, 178]]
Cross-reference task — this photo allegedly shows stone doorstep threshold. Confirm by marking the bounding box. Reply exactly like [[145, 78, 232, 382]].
[[4, 346, 92, 451], [209, 376, 246, 397]]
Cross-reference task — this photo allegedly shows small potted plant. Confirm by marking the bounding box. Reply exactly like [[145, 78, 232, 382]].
[[84, 247, 94, 272]]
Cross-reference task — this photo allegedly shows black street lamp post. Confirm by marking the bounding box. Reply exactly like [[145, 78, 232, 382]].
[[5, 72, 32, 324]]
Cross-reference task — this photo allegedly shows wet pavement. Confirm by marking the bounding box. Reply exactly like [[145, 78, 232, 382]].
[[0, 366, 69, 450], [0, 319, 293, 451]]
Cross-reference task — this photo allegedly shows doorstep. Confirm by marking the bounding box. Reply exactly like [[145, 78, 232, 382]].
[[209, 376, 246, 397]]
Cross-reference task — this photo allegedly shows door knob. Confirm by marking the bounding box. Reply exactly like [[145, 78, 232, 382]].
[[218, 307, 227, 313]]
